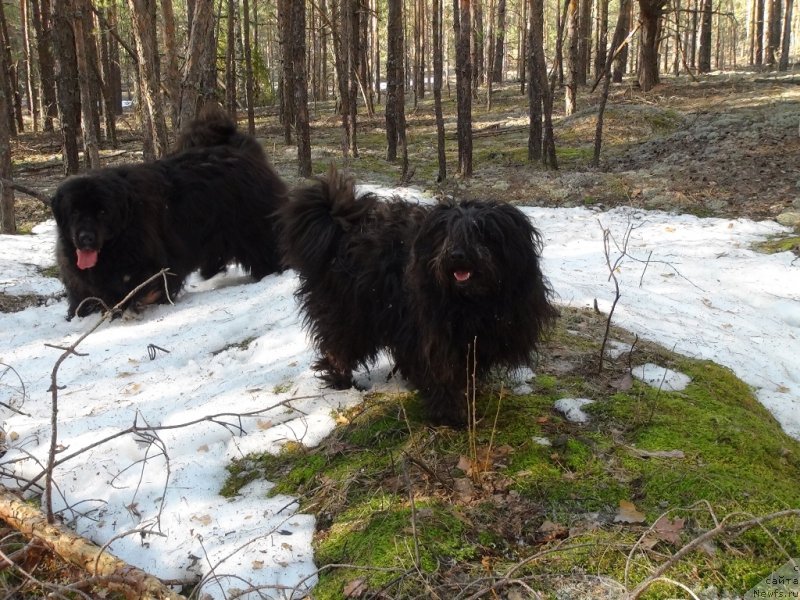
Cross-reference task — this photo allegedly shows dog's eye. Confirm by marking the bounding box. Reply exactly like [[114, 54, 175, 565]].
[[98, 209, 107, 216]]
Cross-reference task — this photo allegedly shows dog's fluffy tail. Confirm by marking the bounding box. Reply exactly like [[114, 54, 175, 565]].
[[281, 167, 376, 279], [173, 103, 266, 161]]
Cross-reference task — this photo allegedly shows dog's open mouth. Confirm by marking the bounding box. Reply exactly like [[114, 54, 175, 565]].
[[76, 249, 99, 270], [453, 269, 472, 283]]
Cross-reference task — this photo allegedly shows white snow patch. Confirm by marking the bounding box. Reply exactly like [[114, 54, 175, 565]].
[[554, 398, 594, 423], [633, 363, 693, 391]]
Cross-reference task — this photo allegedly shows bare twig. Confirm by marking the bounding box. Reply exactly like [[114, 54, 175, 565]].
[[0, 177, 51, 206]]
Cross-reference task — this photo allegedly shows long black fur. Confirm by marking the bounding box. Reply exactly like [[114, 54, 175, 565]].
[[281, 169, 557, 425], [52, 109, 287, 319]]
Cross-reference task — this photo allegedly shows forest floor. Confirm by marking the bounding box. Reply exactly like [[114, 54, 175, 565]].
[[9, 69, 800, 233], [3, 70, 800, 599]]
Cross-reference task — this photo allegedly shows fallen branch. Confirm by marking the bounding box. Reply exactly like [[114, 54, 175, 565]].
[[0, 177, 51, 207], [626, 509, 800, 599], [0, 485, 185, 600]]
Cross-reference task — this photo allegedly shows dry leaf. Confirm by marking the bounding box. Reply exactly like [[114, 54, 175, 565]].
[[614, 500, 646, 524], [191, 514, 213, 526], [453, 478, 475, 502], [335, 414, 350, 425], [651, 515, 685, 544], [281, 542, 293, 551], [197, 444, 209, 453], [252, 560, 264, 570], [256, 419, 273, 430], [343, 578, 368, 598]]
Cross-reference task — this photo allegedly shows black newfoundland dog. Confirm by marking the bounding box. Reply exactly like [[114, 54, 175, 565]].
[[280, 169, 557, 425], [51, 107, 287, 319]]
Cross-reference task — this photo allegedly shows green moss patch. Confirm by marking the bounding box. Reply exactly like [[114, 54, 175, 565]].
[[754, 235, 800, 255], [223, 308, 800, 598]]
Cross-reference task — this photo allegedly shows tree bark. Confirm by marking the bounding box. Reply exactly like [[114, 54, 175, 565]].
[[292, 0, 312, 176], [242, 0, 255, 133], [565, 0, 578, 115], [578, 0, 591, 83], [0, 52, 13, 234], [0, 486, 184, 600], [51, 0, 80, 174], [528, 0, 543, 161], [594, 0, 609, 78], [386, 0, 401, 161], [20, 0, 39, 131], [492, 0, 506, 82], [637, 0, 666, 91], [698, 0, 713, 71], [593, 0, 631, 166], [73, 0, 100, 168], [456, 0, 473, 176], [433, 0, 446, 181], [161, 0, 180, 129], [225, 0, 236, 115], [31, 0, 58, 131], [778, 0, 794, 70], [178, 0, 214, 130], [612, 0, 630, 81], [127, 0, 169, 158]]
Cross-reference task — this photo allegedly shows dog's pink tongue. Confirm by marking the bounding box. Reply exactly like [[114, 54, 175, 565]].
[[454, 270, 472, 282], [76, 249, 98, 270]]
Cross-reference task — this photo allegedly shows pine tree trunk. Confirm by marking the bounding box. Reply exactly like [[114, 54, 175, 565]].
[[226, 0, 237, 115], [611, 0, 629, 81], [565, 0, 578, 114], [20, 0, 39, 132], [492, 0, 506, 82], [179, 0, 214, 129], [698, 0, 713, 71], [433, 0, 446, 181], [51, 0, 80, 174], [161, 0, 180, 129], [594, 0, 609, 77], [778, 0, 794, 70], [97, 5, 117, 146], [637, 0, 664, 91], [0, 57, 13, 234], [73, 0, 100, 167], [242, 0, 255, 133], [127, 0, 169, 158], [578, 0, 591, 83], [292, 1, 311, 176], [528, 0, 543, 161], [347, 0, 359, 157], [0, 1, 20, 134], [386, 0, 401, 161], [456, 0, 473, 176], [31, 0, 57, 131]]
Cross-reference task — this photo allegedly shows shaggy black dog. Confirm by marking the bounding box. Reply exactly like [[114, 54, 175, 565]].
[[281, 169, 557, 425], [51, 109, 287, 320]]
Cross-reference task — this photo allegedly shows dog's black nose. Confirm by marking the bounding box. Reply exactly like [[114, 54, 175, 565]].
[[450, 248, 467, 262], [77, 231, 96, 248]]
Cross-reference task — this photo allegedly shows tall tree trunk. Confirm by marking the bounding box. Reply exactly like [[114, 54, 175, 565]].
[[97, 5, 118, 146], [565, 0, 578, 114], [31, 0, 57, 131], [386, 0, 407, 172], [755, 0, 765, 64], [21, 0, 39, 131], [81, 6, 102, 142], [242, 0, 255, 133], [528, 0, 543, 161], [73, 0, 100, 167], [178, 0, 214, 129], [0, 1, 20, 134], [766, 0, 782, 67], [594, 0, 609, 77], [0, 45, 13, 233], [433, 0, 446, 181], [51, 0, 80, 174], [472, 0, 483, 90], [347, 0, 359, 156], [611, 0, 629, 81], [637, 0, 665, 91], [492, 0, 506, 82], [594, 0, 631, 166], [292, 0, 311, 176], [372, 0, 380, 104], [519, 0, 527, 91], [225, 0, 236, 115], [128, 0, 169, 158], [673, 0, 681, 74], [278, 0, 293, 143], [578, 0, 591, 83], [778, 0, 794, 69], [456, 0, 473, 176], [697, 0, 713, 71], [161, 0, 180, 129]]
